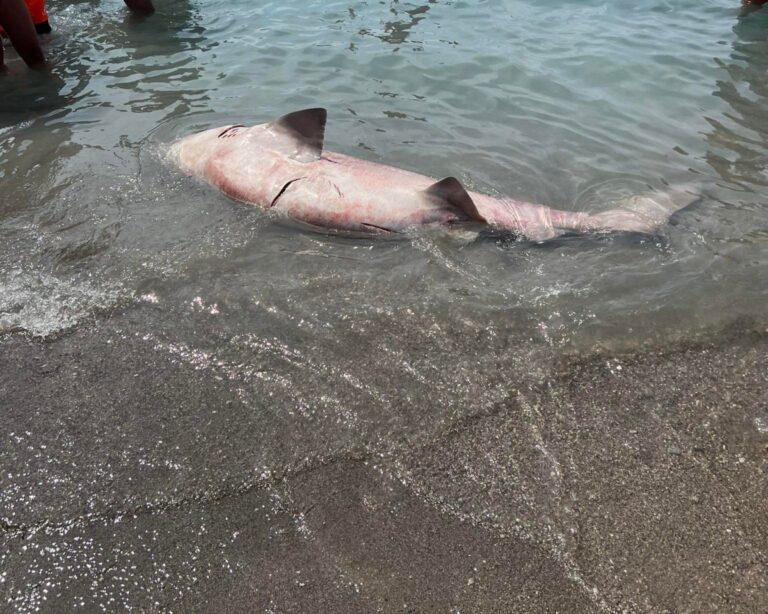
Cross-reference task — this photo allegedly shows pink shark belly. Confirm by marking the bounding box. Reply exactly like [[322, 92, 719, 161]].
[[239, 152, 465, 233]]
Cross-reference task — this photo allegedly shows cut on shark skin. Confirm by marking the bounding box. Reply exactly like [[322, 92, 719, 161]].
[[168, 108, 697, 241]]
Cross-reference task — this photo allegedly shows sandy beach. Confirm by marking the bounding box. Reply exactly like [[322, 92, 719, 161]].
[[2, 313, 766, 612]]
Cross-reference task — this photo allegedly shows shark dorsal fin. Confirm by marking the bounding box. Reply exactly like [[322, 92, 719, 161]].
[[425, 177, 485, 222], [270, 108, 327, 157]]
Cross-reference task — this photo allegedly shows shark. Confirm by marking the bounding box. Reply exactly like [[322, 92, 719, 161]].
[[169, 108, 695, 241]]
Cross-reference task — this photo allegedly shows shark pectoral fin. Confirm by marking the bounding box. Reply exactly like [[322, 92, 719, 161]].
[[425, 177, 486, 223], [270, 108, 327, 158]]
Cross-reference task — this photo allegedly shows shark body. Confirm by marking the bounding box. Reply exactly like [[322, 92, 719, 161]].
[[170, 108, 694, 241]]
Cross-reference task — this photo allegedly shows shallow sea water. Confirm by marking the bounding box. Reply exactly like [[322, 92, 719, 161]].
[[2, 2, 768, 610], [1, 0, 767, 350]]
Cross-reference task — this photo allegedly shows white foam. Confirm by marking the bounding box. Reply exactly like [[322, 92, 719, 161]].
[[0, 269, 122, 337]]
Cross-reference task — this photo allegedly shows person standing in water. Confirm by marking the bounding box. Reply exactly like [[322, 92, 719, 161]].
[[0, 0, 44, 68], [0, 0, 155, 70]]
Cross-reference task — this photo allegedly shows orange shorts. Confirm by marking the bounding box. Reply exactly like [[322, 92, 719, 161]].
[[27, 0, 50, 33], [0, 0, 49, 35]]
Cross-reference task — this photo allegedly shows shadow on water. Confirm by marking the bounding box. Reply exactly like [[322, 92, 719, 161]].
[[0, 0, 212, 206], [705, 9, 768, 189], [357, 1, 435, 47], [0, 70, 71, 122], [100, 2, 212, 111]]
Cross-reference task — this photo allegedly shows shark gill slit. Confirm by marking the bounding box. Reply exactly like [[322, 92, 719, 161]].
[[270, 177, 305, 208]]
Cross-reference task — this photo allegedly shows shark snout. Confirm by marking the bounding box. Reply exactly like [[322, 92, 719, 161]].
[[167, 127, 221, 174]]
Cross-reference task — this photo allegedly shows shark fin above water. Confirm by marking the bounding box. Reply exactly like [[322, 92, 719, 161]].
[[425, 177, 486, 223], [269, 108, 327, 158]]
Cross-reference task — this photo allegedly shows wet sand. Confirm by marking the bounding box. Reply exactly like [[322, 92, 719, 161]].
[[1, 314, 767, 613]]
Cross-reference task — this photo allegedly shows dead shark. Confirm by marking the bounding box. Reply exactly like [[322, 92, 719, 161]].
[[169, 108, 695, 241]]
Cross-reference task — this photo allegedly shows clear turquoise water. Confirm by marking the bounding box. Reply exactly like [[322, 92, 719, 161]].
[[1, 0, 767, 356]]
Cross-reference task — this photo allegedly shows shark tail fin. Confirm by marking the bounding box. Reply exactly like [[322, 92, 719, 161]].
[[590, 184, 701, 234]]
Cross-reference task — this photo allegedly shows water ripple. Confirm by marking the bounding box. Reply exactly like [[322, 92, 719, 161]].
[[0, 0, 766, 348]]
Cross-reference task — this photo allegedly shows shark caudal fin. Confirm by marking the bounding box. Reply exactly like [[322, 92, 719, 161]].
[[590, 184, 701, 234]]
